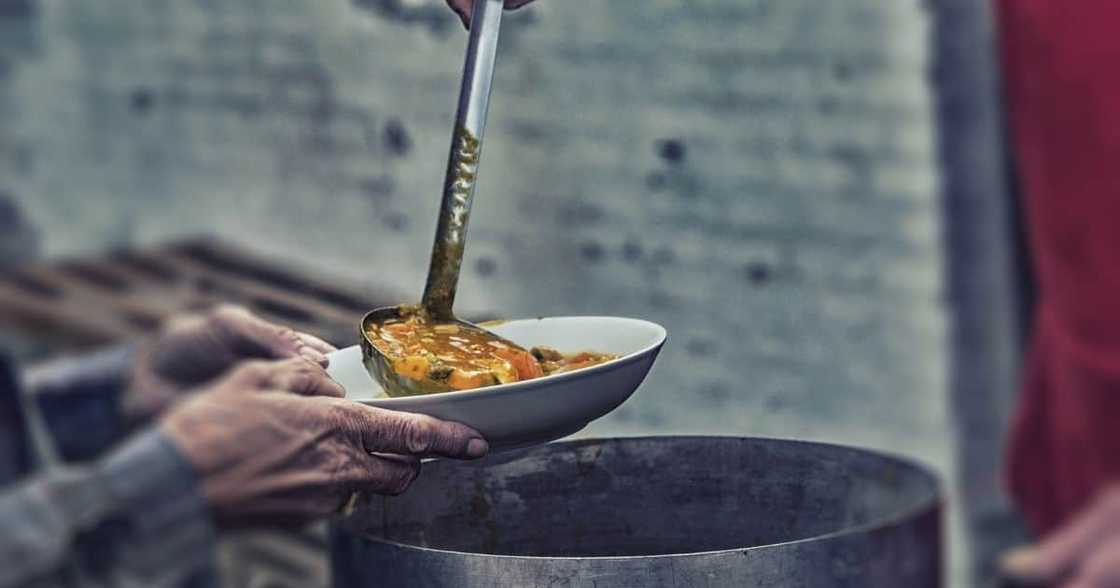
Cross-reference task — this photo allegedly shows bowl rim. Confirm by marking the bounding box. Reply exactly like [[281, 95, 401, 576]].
[[341, 315, 667, 406]]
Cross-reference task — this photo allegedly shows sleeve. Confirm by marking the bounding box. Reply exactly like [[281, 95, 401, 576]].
[[0, 429, 217, 588], [22, 345, 136, 463]]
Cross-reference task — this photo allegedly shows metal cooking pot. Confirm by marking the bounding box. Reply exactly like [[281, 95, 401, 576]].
[[330, 436, 942, 587]]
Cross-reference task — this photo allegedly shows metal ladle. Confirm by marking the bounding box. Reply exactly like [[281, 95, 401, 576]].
[[360, 0, 525, 397]]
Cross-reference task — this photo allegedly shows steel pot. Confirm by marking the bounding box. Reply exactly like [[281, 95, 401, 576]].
[[331, 436, 942, 587]]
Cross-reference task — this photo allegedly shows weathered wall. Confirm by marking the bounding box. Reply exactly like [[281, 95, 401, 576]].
[[0, 0, 968, 582]]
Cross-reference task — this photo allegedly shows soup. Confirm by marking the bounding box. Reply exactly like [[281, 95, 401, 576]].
[[365, 307, 617, 391]]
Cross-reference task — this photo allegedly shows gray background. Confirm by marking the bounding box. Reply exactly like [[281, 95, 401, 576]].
[[0, 0, 1024, 585]]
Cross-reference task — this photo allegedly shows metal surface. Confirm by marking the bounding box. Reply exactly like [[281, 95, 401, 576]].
[[360, 306, 450, 397], [422, 0, 504, 316], [331, 436, 943, 587], [359, 307, 529, 398], [361, 0, 509, 397]]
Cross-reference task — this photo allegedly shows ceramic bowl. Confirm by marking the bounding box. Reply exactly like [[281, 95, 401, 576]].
[[326, 316, 666, 450]]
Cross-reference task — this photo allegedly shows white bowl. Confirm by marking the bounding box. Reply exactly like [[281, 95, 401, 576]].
[[326, 316, 666, 450]]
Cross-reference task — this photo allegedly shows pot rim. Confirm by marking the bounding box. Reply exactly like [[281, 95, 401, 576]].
[[341, 434, 943, 562]]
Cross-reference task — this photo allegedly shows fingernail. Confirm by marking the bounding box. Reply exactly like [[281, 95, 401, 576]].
[[999, 546, 1040, 580], [466, 438, 489, 458]]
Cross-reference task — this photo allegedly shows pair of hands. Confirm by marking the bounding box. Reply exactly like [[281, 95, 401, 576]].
[[126, 306, 487, 530], [1002, 486, 1120, 587]]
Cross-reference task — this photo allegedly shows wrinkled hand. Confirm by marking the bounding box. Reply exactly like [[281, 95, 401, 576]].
[[1001, 485, 1120, 587], [161, 359, 488, 529], [125, 305, 335, 425], [445, 0, 536, 28]]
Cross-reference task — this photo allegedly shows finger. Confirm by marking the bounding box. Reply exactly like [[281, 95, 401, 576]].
[[267, 359, 346, 398], [371, 452, 423, 474], [333, 401, 488, 459], [298, 332, 337, 355], [1001, 490, 1120, 584], [336, 454, 423, 513], [344, 453, 422, 496], [446, 0, 533, 29], [1030, 492, 1120, 580], [211, 305, 328, 366], [1069, 537, 1120, 588], [454, 0, 535, 14], [445, 0, 470, 27], [1065, 572, 1112, 588]]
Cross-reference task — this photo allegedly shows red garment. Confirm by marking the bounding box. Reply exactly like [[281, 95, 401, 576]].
[[998, 0, 1120, 533]]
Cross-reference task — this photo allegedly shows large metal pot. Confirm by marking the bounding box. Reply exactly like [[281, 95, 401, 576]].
[[331, 436, 942, 587]]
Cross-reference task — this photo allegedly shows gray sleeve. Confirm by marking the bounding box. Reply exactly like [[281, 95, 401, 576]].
[[0, 429, 217, 588], [22, 345, 136, 464]]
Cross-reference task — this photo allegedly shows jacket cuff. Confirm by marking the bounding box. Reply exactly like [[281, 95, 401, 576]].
[[25, 345, 136, 462], [95, 428, 216, 585]]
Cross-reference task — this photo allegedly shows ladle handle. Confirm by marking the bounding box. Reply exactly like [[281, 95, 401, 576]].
[[421, 0, 504, 319]]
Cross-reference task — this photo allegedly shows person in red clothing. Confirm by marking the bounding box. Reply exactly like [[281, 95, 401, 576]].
[[996, 0, 1120, 585]]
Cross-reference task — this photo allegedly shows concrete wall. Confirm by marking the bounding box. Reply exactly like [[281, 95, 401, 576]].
[[0, 0, 974, 582]]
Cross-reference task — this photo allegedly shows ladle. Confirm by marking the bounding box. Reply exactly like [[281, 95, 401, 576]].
[[360, 0, 521, 397]]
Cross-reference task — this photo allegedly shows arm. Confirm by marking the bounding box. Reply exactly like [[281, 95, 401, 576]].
[[6, 306, 332, 585], [3, 355, 489, 588], [23, 305, 335, 464], [0, 429, 215, 588], [26, 351, 487, 575], [1, 356, 342, 588], [23, 345, 135, 464]]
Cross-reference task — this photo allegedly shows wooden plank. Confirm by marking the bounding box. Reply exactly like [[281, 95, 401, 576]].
[[0, 280, 142, 348], [164, 238, 399, 313], [0, 238, 393, 354], [154, 251, 370, 345]]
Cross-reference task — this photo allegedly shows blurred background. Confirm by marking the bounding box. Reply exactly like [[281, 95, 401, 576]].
[[0, 0, 1023, 586]]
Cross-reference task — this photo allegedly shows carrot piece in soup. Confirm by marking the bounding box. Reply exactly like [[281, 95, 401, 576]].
[[495, 348, 544, 380], [447, 369, 498, 390], [393, 355, 431, 381]]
